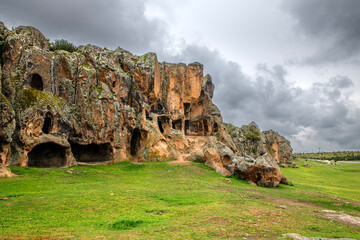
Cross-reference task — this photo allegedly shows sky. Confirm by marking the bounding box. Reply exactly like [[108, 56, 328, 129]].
[[0, 0, 359, 153]]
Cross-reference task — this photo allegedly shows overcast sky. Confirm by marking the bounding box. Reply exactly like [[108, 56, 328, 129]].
[[1, 0, 359, 152]]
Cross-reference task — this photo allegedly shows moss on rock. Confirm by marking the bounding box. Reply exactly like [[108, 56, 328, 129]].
[[14, 87, 68, 116]]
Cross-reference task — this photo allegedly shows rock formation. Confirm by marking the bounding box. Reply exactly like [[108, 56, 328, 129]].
[[225, 122, 293, 163], [0, 23, 293, 186]]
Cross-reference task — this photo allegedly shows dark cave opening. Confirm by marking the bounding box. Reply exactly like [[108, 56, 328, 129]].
[[203, 120, 209, 134], [213, 123, 218, 133], [172, 119, 182, 131], [130, 128, 141, 156], [158, 120, 164, 133], [158, 116, 170, 134], [42, 113, 53, 134], [30, 74, 43, 91], [146, 111, 152, 120], [184, 103, 190, 118], [185, 120, 189, 135], [28, 142, 66, 168], [71, 142, 113, 163], [197, 122, 202, 133]]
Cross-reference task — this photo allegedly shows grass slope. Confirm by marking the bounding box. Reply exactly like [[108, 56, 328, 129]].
[[0, 159, 359, 239]]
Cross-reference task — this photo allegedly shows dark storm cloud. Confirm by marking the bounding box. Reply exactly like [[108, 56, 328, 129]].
[[0, 0, 166, 54], [160, 44, 360, 151], [283, 0, 360, 64]]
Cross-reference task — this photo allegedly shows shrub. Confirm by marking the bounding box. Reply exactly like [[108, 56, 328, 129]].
[[49, 39, 78, 53], [244, 125, 261, 142]]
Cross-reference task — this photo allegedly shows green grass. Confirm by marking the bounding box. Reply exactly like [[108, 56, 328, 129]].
[[0, 159, 359, 239]]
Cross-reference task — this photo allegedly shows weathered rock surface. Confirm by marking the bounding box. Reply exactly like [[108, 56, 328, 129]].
[[225, 122, 293, 163], [0, 165, 15, 177], [0, 23, 293, 186], [228, 153, 284, 187]]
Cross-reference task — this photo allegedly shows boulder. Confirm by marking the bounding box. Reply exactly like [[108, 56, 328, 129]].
[[228, 153, 283, 187], [279, 163, 287, 168], [288, 162, 298, 168]]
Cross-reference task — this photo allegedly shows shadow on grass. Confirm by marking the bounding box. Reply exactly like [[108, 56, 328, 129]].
[[109, 220, 144, 230]]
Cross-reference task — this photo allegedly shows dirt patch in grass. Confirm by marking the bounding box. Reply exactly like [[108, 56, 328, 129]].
[[272, 198, 318, 208], [167, 160, 192, 165], [322, 210, 360, 228], [214, 186, 234, 192], [247, 191, 321, 209]]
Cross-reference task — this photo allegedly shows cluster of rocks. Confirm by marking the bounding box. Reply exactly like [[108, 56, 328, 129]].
[[0, 23, 293, 187]]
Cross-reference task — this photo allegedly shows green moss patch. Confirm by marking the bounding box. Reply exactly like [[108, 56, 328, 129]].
[[15, 87, 68, 115]]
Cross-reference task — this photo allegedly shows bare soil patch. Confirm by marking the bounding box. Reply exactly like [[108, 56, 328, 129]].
[[167, 160, 192, 165], [272, 198, 318, 208], [322, 210, 360, 228]]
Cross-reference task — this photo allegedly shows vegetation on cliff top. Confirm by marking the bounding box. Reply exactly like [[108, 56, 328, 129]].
[[49, 39, 78, 53], [0, 159, 359, 239]]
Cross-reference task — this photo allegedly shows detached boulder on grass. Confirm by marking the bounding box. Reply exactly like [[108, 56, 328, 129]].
[[202, 141, 286, 187], [288, 162, 298, 168], [228, 153, 284, 187]]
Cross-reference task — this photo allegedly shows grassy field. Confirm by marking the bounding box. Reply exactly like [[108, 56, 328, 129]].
[[0, 159, 359, 239]]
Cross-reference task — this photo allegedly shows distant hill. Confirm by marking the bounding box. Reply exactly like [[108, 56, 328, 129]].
[[294, 151, 360, 161]]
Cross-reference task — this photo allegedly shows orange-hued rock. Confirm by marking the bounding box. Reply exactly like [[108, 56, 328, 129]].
[[228, 153, 284, 187], [0, 23, 290, 187], [0, 165, 15, 177], [204, 147, 231, 176]]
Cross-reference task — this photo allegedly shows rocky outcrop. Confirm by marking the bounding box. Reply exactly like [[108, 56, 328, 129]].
[[0, 23, 293, 187], [0, 23, 227, 166], [225, 122, 293, 163]]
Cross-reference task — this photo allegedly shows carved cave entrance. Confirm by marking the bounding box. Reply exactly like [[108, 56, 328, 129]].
[[172, 119, 182, 131], [158, 116, 170, 134], [28, 142, 67, 168], [71, 143, 113, 163], [184, 103, 190, 118], [204, 120, 209, 134], [30, 74, 43, 91], [185, 120, 190, 135], [130, 128, 141, 156], [184, 119, 209, 136], [42, 112, 53, 134], [130, 128, 148, 156], [213, 123, 218, 133]]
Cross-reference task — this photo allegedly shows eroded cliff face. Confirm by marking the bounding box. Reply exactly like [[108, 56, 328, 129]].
[[0, 24, 224, 166], [0, 23, 293, 186]]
